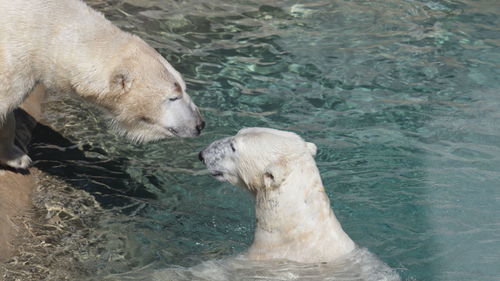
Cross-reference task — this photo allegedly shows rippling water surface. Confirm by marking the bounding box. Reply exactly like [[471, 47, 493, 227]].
[[5, 0, 500, 280]]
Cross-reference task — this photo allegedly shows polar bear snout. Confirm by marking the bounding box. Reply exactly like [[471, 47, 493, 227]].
[[196, 120, 206, 135], [199, 136, 237, 181], [111, 93, 204, 142], [156, 91, 205, 138], [157, 91, 205, 138]]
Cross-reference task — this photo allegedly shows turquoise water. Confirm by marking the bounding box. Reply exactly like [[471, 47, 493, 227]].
[[23, 0, 500, 280]]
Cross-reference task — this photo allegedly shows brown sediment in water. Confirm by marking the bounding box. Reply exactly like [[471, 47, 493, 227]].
[[1, 168, 134, 281], [0, 84, 46, 262]]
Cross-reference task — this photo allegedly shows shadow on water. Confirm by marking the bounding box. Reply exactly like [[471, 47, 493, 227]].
[[29, 123, 156, 211]]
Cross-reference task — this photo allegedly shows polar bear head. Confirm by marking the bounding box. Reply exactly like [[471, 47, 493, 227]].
[[78, 36, 204, 143], [199, 128, 359, 263], [199, 127, 317, 191]]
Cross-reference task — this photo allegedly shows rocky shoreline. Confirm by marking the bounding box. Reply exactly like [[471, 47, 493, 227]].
[[0, 86, 109, 280], [0, 85, 45, 263], [0, 86, 94, 280], [0, 87, 136, 280]]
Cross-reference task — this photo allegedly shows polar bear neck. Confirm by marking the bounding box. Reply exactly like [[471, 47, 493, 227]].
[[248, 159, 355, 263]]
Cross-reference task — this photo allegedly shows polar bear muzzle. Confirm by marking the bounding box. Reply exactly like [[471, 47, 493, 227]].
[[199, 127, 317, 190], [199, 136, 235, 180], [95, 43, 205, 143]]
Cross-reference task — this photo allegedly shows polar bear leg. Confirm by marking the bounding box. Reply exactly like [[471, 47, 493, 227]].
[[0, 111, 31, 169]]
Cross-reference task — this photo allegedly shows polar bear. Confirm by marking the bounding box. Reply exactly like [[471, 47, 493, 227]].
[[0, 0, 204, 169], [199, 127, 356, 263]]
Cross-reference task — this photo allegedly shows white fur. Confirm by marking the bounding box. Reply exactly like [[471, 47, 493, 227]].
[[0, 0, 204, 169], [200, 127, 356, 263]]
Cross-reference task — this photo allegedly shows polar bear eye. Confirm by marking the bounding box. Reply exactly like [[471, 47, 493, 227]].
[[230, 142, 236, 152], [169, 96, 181, 102]]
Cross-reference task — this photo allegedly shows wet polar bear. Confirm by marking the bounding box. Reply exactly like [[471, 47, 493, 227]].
[[199, 127, 356, 263], [0, 0, 204, 169], [111, 128, 400, 280]]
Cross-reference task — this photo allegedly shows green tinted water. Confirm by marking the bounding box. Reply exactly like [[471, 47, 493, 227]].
[[10, 0, 500, 280]]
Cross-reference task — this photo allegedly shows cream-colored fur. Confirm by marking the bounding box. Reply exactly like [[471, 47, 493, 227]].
[[0, 0, 204, 169], [199, 127, 356, 263]]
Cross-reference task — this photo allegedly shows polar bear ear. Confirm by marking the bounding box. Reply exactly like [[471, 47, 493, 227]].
[[263, 163, 287, 189], [306, 142, 317, 157], [111, 71, 133, 93]]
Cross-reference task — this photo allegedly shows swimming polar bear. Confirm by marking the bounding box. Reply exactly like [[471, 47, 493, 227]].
[[0, 0, 204, 169], [199, 127, 356, 263], [103, 128, 400, 280]]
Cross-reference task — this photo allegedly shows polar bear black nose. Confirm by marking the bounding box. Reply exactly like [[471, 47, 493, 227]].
[[196, 121, 206, 135], [198, 151, 205, 163]]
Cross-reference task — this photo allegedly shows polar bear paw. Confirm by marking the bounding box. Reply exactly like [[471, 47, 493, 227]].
[[0, 145, 32, 170]]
